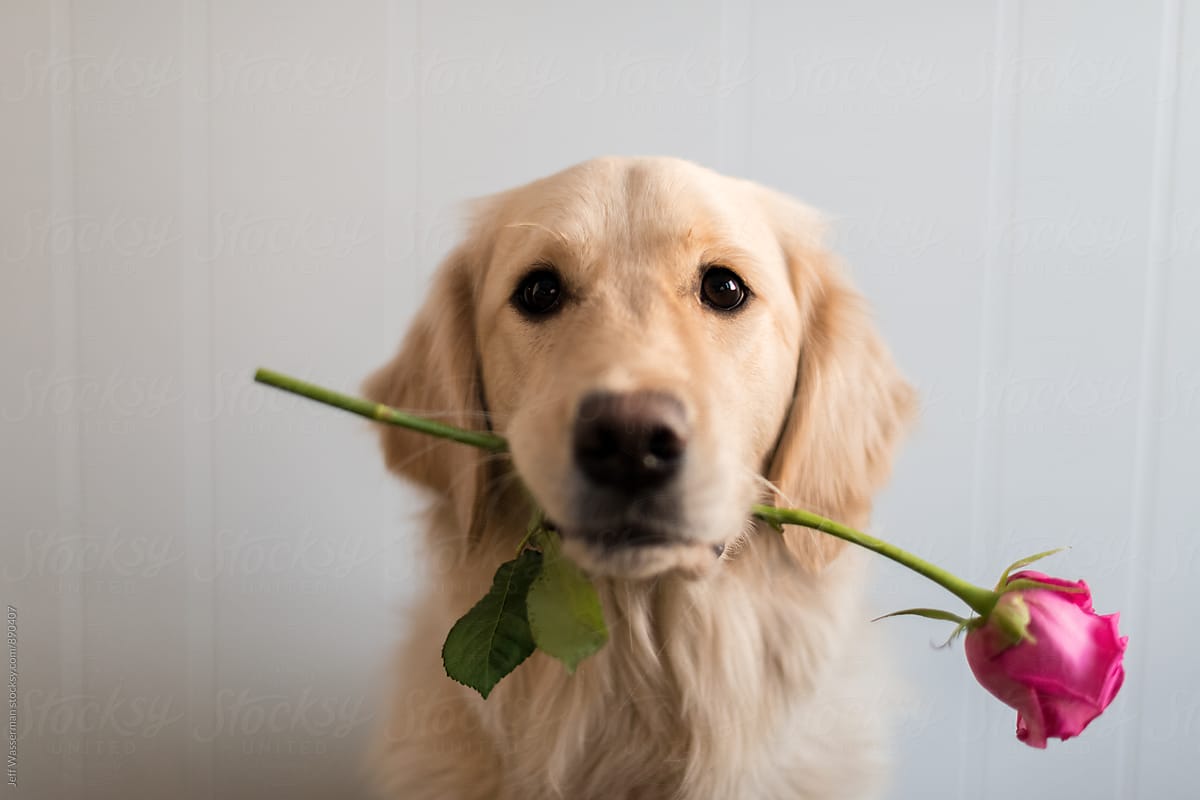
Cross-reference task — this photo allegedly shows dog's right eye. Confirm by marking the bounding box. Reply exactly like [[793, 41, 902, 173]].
[[513, 268, 564, 317], [700, 266, 749, 311]]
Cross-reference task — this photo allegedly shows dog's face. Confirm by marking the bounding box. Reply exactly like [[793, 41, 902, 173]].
[[476, 161, 801, 577], [367, 157, 914, 580]]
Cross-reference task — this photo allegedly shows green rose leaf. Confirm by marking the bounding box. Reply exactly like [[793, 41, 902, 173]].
[[996, 547, 1068, 588], [872, 607, 970, 625], [441, 549, 543, 698], [527, 528, 609, 673]]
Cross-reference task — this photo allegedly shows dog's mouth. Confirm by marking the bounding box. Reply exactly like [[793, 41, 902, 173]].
[[547, 517, 726, 580]]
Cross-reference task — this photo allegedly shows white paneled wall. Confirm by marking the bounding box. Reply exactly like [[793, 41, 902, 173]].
[[2, 1, 1197, 798]]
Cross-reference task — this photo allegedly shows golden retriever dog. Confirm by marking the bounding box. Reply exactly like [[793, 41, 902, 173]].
[[365, 156, 915, 799]]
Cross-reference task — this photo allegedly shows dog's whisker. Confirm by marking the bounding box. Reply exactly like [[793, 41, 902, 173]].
[[740, 467, 789, 506], [379, 436, 448, 475], [502, 221, 572, 248]]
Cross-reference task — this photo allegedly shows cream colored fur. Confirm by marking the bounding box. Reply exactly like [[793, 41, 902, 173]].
[[364, 157, 916, 799]]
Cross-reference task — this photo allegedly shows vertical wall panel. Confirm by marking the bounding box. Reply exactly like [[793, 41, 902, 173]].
[[47, 4, 86, 793], [960, 4, 1023, 796], [0, 2, 80, 796], [205, 2, 391, 797], [179, 0, 216, 796], [67, 1, 195, 794], [1129, 1, 1200, 795]]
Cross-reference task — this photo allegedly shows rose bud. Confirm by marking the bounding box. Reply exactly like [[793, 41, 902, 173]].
[[964, 570, 1127, 748]]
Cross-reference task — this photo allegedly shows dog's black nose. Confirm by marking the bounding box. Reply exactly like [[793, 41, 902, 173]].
[[573, 391, 688, 492]]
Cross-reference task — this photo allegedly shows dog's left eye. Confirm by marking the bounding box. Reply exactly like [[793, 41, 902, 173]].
[[513, 268, 563, 317], [700, 266, 748, 311]]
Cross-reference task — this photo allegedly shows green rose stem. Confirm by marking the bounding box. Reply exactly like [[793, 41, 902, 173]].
[[749, 505, 997, 617], [254, 368, 508, 452], [253, 368, 999, 618]]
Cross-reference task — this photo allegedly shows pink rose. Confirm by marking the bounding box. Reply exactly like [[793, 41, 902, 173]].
[[964, 570, 1127, 748]]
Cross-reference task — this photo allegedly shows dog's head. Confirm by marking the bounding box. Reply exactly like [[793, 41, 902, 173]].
[[366, 157, 915, 579]]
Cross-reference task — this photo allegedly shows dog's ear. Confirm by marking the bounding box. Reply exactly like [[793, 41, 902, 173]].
[[363, 239, 489, 537], [759, 190, 918, 571]]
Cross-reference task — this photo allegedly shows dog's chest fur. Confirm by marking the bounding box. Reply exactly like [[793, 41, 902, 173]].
[[372, 523, 890, 800]]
